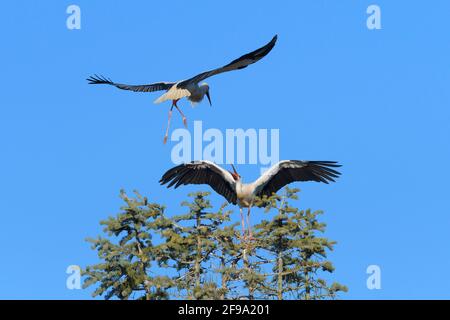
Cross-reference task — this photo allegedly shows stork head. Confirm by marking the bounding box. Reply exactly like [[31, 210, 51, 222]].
[[200, 83, 212, 106], [229, 164, 241, 181]]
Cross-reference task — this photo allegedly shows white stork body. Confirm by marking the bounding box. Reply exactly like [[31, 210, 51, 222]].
[[160, 160, 341, 238], [154, 82, 209, 105], [235, 181, 255, 208], [87, 35, 278, 143]]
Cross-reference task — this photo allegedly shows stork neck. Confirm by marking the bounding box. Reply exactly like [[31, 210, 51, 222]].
[[199, 84, 209, 94]]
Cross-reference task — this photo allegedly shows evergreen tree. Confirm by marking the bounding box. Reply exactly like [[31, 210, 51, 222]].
[[253, 187, 348, 299], [83, 190, 173, 300], [83, 188, 347, 300], [159, 192, 232, 299]]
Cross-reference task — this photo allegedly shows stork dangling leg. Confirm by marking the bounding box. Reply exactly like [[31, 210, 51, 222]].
[[163, 99, 187, 144], [163, 106, 174, 144], [173, 103, 188, 128]]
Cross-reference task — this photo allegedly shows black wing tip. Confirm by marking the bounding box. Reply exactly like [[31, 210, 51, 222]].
[[313, 161, 342, 182], [307, 160, 342, 168], [254, 34, 278, 58], [263, 34, 278, 51], [291, 160, 342, 182], [159, 163, 190, 187], [293, 160, 341, 165], [86, 74, 113, 85], [244, 34, 278, 62]]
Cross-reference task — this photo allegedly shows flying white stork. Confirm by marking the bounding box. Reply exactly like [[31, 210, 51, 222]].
[[87, 35, 278, 144], [159, 160, 341, 239]]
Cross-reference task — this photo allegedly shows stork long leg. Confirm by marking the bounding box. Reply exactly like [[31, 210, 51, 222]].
[[240, 207, 246, 237], [246, 206, 253, 239], [163, 106, 174, 144], [174, 104, 187, 128]]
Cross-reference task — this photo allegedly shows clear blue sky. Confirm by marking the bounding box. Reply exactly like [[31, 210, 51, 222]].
[[1, 0, 450, 299]]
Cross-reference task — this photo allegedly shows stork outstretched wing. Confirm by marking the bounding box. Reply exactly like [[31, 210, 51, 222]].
[[87, 75, 175, 93], [177, 35, 278, 88], [253, 160, 342, 198], [159, 161, 238, 205]]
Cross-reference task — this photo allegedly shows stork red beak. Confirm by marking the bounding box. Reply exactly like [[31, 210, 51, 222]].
[[206, 91, 212, 106]]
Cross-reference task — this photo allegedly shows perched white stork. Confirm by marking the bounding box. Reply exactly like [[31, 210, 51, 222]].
[[87, 35, 278, 143], [159, 160, 341, 238]]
